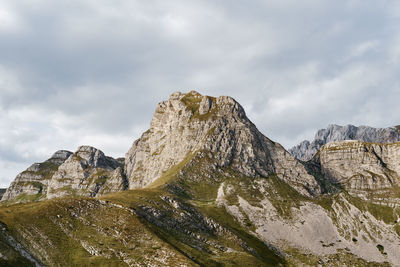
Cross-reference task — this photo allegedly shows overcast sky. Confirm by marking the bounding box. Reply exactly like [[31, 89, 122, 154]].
[[1, 1, 400, 187]]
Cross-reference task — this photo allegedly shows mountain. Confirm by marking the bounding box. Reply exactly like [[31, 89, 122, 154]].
[[1, 91, 399, 266], [125, 91, 321, 197], [289, 124, 400, 161], [1, 146, 126, 203], [311, 140, 400, 201], [1, 150, 73, 203]]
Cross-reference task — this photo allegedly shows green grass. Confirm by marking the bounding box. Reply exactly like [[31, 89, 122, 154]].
[[285, 247, 390, 267], [0, 230, 36, 267], [198, 204, 284, 266], [395, 224, 400, 237], [180, 91, 219, 121], [347, 194, 400, 224], [103, 188, 284, 266], [180, 91, 202, 113], [0, 195, 196, 266], [148, 152, 196, 189]]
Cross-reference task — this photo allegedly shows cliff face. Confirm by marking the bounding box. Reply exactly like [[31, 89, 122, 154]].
[[2, 147, 127, 203], [290, 124, 400, 161], [125, 91, 321, 197], [46, 146, 127, 199], [313, 140, 400, 198], [1, 150, 72, 202]]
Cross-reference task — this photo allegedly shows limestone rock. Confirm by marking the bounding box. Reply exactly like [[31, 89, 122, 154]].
[[290, 124, 400, 161], [1, 150, 72, 203], [313, 140, 400, 193], [46, 146, 127, 199], [125, 91, 321, 196]]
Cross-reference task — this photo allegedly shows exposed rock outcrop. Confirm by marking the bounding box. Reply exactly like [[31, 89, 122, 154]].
[[313, 140, 400, 193], [2, 147, 127, 202], [1, 150, 72, 202], [46, 146, 127, 199], [125, 91, 321, 197], [290, 124, 400, 161]]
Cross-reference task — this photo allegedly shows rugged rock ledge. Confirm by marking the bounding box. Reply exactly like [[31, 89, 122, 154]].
[[47, 146, 127, 199], [290, 124, 400, 161], [2, 147, 127, 203], [313, 140, 400, 193], [1, 150, 72, 202]]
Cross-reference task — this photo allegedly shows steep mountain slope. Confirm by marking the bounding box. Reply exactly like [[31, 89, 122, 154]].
[[1, 91, 400, 266], [125, 91, 321, 197], [290, 124, 400, 161], [311, 140, 400, 200]]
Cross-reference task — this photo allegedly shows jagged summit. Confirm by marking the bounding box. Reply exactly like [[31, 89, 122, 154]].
[[290, 124, 400, 161], [2, 146, 126, 203], [49, 150, 73, 164], [1, 150, 72, 202], [125, 91, 321, 196]]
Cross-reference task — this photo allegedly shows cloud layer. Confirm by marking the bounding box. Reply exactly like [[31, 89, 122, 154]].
[[1, 1, 400, 187]]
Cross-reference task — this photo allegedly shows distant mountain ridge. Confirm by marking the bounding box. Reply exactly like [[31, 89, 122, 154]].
[[1, 146, 126, 203], [289, 124, 400, 161]]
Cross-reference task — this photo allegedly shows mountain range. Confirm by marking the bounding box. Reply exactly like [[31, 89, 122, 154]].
[[1, 91, 399, 266], [289, 124, 400, 161]]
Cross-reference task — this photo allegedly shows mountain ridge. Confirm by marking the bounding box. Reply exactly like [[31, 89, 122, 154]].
[[289, 124, 400, 161], [1, 91, 400, 266]]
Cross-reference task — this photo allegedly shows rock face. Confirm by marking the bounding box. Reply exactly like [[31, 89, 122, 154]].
[[125, 91, 321, 197], [313, 140, 400, 192], [1, 150, 72, 202], [47, 146, 127, 199], [2, 147, 127, 203], [290, 124, 400, 161]]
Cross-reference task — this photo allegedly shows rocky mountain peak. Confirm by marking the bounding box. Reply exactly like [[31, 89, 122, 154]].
[[290, 124, 400, 161], [149, 90, 246, 130], [48, 150, 73, 165], [73, 145, 118, 169], [2, 146, 126, 203], [46, 146, 126, 199], [1, 151, 72, 202], [126, 91, 321, 196]]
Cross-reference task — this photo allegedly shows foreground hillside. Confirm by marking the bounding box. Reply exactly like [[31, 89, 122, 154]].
[[1, 91, 399, 266]]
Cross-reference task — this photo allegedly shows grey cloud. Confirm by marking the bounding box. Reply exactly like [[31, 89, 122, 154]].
[[1, 0, 400, 187]]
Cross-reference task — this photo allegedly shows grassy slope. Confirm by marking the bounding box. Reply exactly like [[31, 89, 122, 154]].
[[0, 185, 283, 266], [0, 234, 35, 267], [102, 189, 284, 266], [0, 196, 195, 266]]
